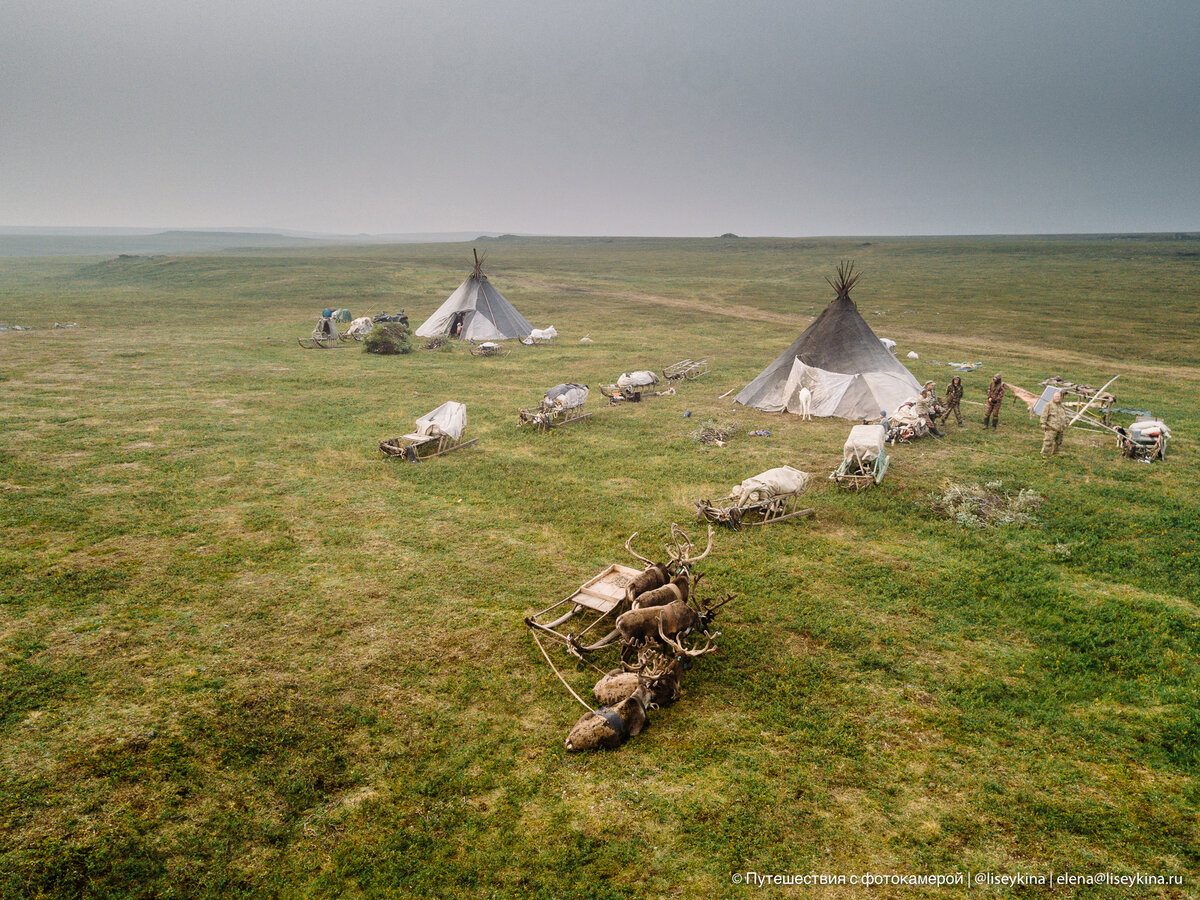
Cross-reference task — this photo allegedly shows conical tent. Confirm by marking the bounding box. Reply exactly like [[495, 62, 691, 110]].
[[735, 263, 922, 419], [415, 250, 533, 341]]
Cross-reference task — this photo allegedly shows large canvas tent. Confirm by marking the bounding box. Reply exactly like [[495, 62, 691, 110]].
[[415, 250, 533, 341], [735, 263, 922, 419]]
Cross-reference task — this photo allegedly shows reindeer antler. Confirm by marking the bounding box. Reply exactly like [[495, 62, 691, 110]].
[[668, 522, 714, 568], [623, 644, 674, 680], [624, 531, 656, 567], [658, 619, 721, 658], [700, 593, 735, 623]]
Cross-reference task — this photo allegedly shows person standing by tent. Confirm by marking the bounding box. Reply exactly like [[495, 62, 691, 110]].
[[940, 375, 964, 426], [1040, 390, 1069, 456], [914, 389, 945, 437], [983, 374, 1005, 428]]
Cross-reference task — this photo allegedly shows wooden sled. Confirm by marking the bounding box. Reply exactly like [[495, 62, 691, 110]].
[[470, 342, 510, 357], [663, 359, 709, 382], [598, 383, 676, 404], [517, 405, 593, 431], [297, 335, 340, 349], [525, 564, 640, 657], [695, 490, 814, 530], [830, 450, 889, 490], [379, 432, 478, 462]]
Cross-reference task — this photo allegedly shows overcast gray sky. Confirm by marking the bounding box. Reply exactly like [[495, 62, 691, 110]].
[[2, 0, 1197, 236]]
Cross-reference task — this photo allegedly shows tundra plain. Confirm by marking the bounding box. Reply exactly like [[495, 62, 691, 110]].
[[1, 235, 1198, 898]]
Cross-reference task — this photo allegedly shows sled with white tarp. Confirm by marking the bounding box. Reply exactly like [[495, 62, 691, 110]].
[[380, 401, 478, 461], [518, 383, 592, 431], [599, 370, 674, 403], [1116, 418, 1170, 462], [696, 465, 815, 530], [470, 340, 509, 357], [830, 423, 889, 489]]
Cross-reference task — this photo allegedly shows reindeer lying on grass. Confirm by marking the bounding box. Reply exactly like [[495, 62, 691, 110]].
[[539, 523, 732, 752], [567, 615, 726, 752]]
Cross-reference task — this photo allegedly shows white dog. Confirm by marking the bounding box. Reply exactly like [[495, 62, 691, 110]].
[[796, 386, 813, 421]]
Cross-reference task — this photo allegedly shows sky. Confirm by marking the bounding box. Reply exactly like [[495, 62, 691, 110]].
[[2, 0, 1198, 236]]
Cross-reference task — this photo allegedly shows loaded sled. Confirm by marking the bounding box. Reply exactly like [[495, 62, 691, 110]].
[[519, 383, 592, 431], [696, 465, 814, 529], [598, 370, 674, 403], [380, 401, 478, 461], [298, 316, 341, 349], [830, 423, 889, 489]]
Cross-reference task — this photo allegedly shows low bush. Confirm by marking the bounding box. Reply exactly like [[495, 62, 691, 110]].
[[363, 322, 412, 355]]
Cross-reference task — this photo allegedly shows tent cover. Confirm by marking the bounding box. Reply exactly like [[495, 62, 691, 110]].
[[415, 401, 466, 442], [735, 295, 922, 419], [415, 257, 532, 341]]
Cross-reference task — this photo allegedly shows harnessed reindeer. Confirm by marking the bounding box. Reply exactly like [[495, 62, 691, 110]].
[[623, 523, 714, 608]]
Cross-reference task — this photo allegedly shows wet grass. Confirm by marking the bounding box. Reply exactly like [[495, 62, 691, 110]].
[[0, 235, 1197, 897]]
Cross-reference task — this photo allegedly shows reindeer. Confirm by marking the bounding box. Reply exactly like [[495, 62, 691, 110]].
[[593, 645, 684, 707], [565, 682, 652, 752], [623, 524, 713, 606], [796, 386, 813, 421], [615, 594, 729, 654]]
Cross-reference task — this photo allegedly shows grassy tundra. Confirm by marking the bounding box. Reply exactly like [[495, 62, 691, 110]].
[[1, 236, 1198, 898]]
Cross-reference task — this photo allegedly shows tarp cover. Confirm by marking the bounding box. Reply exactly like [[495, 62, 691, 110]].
[[729, 466, 811, 505], [332, 308, 353, 323], [312, 316, 338, 341], [1130, 418, 1170, 440], [843, 424, 887, 465], [415, 273, 533, 341], [544, 383, 588, 410], [617, 370, 659, 389], [415, 401, 466, 441], [736, 295, 922, 419], [347, 316, 374, 338], [529, 326, 558, 340]]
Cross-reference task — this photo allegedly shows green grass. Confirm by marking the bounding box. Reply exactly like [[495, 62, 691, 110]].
[[0, 236, 1197, 898]]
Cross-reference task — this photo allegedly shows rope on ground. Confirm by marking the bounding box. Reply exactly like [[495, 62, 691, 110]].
[[531, 629, 596, 713]]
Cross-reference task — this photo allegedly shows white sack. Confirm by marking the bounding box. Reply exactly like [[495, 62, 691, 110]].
[[347, 316, 374, 337], [529, 326, 558, 340], [617, 370, 659, 389], [844, 424, 887, 465], [729, 466, 811, 505], [906, 351, 920, 359], [880, 338, 896, 353], [415, 401, 467, 441]]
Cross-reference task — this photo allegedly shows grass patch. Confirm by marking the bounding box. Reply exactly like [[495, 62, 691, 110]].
[[0, 235, 1197, 895]]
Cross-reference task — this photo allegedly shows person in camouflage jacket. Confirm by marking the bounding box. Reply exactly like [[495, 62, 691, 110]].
[[1040, 390, 1069, 455], [983, 374, 1005, 428], [940, 375, 964, 426]]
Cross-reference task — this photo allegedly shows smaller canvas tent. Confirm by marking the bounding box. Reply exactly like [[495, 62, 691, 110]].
[[416, 250, 533, 341]]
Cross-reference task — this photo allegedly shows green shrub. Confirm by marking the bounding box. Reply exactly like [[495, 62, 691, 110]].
[[363, 322, 412, 355], [930, 480, 1043, 528]]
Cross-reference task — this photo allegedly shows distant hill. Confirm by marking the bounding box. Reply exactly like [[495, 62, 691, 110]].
[[0, 229, 513, 258], [0, 230, 324, 257]]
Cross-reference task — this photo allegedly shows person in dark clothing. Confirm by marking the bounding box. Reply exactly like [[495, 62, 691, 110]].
[[983, 374, 1005, 429]]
